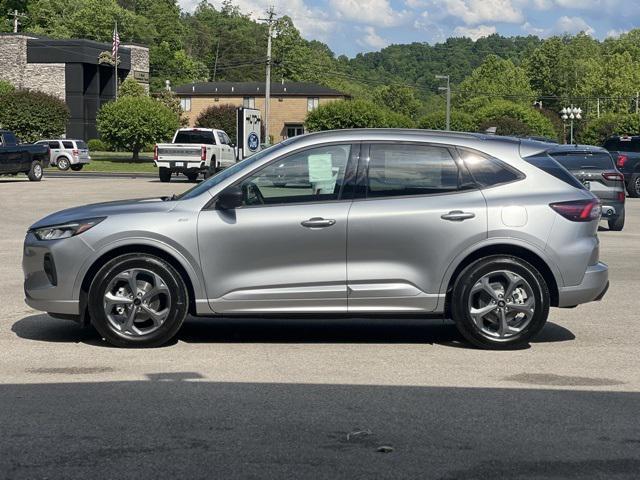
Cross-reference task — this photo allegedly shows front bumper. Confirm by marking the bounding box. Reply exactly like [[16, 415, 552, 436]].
[[23, 233, 93, 315], [557, 262, 609, 308]]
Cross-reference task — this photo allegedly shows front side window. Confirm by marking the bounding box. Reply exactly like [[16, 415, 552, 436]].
[[238, 144, 351, 206], [48, 141, 60, 149], [180, 97, 191, 112], [366, 144, 459, 198]]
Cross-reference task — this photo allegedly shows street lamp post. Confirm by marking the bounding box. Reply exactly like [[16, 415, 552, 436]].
[[560, 106, 582, 144], [436, 75, 451, 131]]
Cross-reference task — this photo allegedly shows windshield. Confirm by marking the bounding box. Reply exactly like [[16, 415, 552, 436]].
[[175, 139, 297, 201], [174, 130, 216, 145], [550, 152, 614, 170]]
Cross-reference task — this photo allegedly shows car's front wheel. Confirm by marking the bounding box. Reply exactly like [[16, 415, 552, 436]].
[[88, 254, 189, 348], [451, 255, 550, 350]]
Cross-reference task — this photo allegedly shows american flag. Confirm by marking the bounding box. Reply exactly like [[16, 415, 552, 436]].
[[112, 23, 120, 60]]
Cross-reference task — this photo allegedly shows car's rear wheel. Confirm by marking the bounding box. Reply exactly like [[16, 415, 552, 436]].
[[70, 164, 83, 171], [56, 157, 70, 171], [88, 254, 188, 348], [451, 255, 550, 350], [627, 174, 640, 198], [27, 160, 43, 181], [159, 167, 171, 182], [185, 171, 199, 182], [608, 211, 625, 231]]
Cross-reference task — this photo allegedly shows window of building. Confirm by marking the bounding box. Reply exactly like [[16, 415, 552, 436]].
[[307, 97, 320, 111], [286, 125, 305, 138], [366, 144, 460, 198], [243, 97, 256, 108], [238, 144, 351, 206], [180, 97, 192, 112]]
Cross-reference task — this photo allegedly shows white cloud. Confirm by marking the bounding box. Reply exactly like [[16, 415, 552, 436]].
[[357, 26, 390, 49], [521, 21, 546, 36], [453, 24, 497, 40], [328, 0, 410, 27], [432, 0, 523, 25], [405, 0, 430, 7], [606, 29, 627, 38], [553, 15, 595, 35]]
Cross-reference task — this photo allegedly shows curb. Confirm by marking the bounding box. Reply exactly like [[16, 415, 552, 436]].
[[46, 171, 156, 179]]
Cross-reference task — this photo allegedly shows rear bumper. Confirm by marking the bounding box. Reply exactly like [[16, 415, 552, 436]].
[[154, 160, 206, 171], [557, 262, 609, 308], [601, 202, 624, 219]]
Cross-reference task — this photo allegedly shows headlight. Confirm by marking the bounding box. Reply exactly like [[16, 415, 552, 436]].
[[31, 217, 105, 241]]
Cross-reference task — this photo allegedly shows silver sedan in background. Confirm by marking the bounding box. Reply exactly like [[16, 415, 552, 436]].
[[23, 129, 608, 349]]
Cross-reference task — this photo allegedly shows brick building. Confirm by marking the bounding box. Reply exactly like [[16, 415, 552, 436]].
[[0, 33, 149, 140], [174, 82, 349, 142]]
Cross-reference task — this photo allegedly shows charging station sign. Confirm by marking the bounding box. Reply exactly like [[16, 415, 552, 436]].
[[236, 107, 262, 160]]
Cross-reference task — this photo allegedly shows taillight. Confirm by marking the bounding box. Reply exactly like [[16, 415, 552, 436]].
[[550, 199, 602, 222], [617, 191, 626, 202], [153, 145, 158, 161], [72, 149, 79, 156], [602, 172, 624, 182], [201, 146, 207, 161], [616, 154, 628, 169]]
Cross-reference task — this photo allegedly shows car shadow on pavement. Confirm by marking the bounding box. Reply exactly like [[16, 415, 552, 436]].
[[12, 314, 575, 349]]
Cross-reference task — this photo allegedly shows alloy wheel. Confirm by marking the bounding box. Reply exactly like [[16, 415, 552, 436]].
[[468, 270, 536, 339], [103, 268, 171, 337]]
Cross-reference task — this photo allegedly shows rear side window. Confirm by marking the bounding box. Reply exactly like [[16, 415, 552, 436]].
[[366, 144, 460, 198], [62, 141, 74, 149], [460, 149, 522, 188], [174, 130, 216, 145], [550, 152, 614, 170], [523, 154, 585, 190]]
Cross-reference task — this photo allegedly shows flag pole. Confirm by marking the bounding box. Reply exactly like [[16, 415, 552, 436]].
[[114, 21, 118, 100]]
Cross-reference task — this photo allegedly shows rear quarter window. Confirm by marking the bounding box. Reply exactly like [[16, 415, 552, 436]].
[[76, 141, 88, 149], [523, 154, 586, 190], [459, 149, 522, 188]]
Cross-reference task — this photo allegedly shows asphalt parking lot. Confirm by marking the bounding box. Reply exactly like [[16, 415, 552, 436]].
[[1, 175, 639, 479]]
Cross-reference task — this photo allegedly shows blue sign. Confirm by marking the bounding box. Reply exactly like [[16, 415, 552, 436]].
[[247, 132, 260, 152]]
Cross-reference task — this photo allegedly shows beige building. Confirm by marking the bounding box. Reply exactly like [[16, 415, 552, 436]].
[[174, 82, 349, 141]]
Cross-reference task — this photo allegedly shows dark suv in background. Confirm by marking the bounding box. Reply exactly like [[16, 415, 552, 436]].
[[602, 135, 640, 197], [548, 145, 626, 231]]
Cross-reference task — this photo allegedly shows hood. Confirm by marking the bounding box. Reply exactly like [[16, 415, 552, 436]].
[[30, 197, 175, 229]]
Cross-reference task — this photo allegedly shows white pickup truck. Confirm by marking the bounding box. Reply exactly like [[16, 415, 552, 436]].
[[154, 128, 236, 182]]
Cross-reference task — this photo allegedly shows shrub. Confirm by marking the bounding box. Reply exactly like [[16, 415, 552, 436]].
[[306, 100, 389, 131], [155, 90, 189, 127], [0, 80, 14, 95], [418, 111, 477, 132], [473, 100, 558, 139], [195, 104, 237, 141], [384, 111, 416, 128], [87, 138, 110, 151], [579, 113, 640, 146], [97, 96, 179, 161], [0, 90, 69, 143], [119, 78, 146, 98]]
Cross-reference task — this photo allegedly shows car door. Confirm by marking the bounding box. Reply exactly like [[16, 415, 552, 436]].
[[217, 132, 235, 165], [0, 133, 10, 173], [0, 132, 19, 172], [48, 141, 61, 164], [197, 143, 358, 313], [347, 142, 487, 313]]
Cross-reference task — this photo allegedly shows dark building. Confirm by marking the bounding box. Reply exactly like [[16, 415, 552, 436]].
[[0, 34, 149, 140]]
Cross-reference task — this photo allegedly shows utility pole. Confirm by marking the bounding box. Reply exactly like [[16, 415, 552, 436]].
[[436, 75, 451, 131], [9, 10, 27, 33], [212, 37, 221, 82], [260, 7, 277, 146]]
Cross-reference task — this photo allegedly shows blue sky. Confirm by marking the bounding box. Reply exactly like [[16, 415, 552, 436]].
[[179, 0, 640, 56]]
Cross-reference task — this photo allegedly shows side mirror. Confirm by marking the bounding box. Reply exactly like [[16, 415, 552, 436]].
[[216, 185, 243, 210]]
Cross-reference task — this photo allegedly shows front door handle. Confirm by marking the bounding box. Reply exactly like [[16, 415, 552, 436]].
[[441, 210, 475, 222], [301, 217, 336, 229]]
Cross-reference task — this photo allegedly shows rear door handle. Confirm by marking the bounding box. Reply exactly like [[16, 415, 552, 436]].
[[301, 217, 336, 228], [441, 210, 475, 222]]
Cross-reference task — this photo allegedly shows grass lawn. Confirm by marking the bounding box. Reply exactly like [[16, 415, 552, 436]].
[[50, 151, 157, 173]]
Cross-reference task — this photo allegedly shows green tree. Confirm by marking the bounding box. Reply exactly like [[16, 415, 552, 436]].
[[579, 113, 640, 145], [373, 85, 421, 119], [97, 96, 178, 161], [418, 111, 477, 132], [150, 42, 208, 91], [457, 55, 535, 109], [154, 89, 188, 127], [119, 78, 146, 97], [0, 89, 68, 142], [195, 104, 237, 141], [473, 100, 557, 139], [305, 100, 389, 131]]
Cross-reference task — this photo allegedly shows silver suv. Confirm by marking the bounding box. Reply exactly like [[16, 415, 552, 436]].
[[35, 139, 91, 171], [23, 130, 609, 349]]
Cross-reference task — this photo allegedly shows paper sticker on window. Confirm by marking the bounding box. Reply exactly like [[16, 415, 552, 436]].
[[308, 154, 337, 194]]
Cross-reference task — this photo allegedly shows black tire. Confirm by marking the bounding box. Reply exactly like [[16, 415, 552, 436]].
[[185, 171, 199, 182], [159, 167, 172, 182], [88, 254, 189, 348], [627, 174, 640, 198], [70, 164, 84, 171], [608, 211, 625, 231], [27, 160, 43, 181], [451, 255, 550, 350], [204, 157, 217, 179], [56, 157, 70, 171]]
